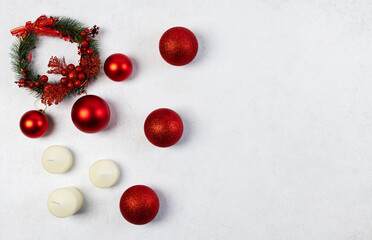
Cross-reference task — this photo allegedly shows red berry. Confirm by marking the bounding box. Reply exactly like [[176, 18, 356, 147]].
[[86, 48, 94, 55], [77, 72, 86, 80], [75, 66, 82, 72], [68, 64, 75, 71], [74, 80, 82, 87], [19, 78, 25, 84], [60, 77, 68, 85], [35, 81, 41, 87], [40, 75, 48, 83], [61, 69, 68, 76], [85, 37, 91, 42], [85, 28, 90, 33], [67, 71, 77, 80], [29, 82, 35, 88], [81, 40, 88, 48], [67, 82, 74, 89], [80, 31, 86, 37]]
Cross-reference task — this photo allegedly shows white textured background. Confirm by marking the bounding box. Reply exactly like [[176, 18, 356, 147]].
[[1, 0, 372, 239]]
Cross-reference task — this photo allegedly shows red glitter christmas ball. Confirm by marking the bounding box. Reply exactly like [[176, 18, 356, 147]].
[[104, 53, 133, 82], [19, 110, 48, 138], [144, 108, 183, 147], [71, 95, 110, 133], [119, 185, 160, 225], [159, 27, 198, 66]]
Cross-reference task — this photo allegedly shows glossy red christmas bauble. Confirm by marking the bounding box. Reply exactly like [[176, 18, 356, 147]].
[[104, 53, 133, 82], [119, 185, 159, 225], [159, 27, 198, 66], [71, 95, 110, 133], [144, 108, 183, 147], [19, 110, 49, 138]]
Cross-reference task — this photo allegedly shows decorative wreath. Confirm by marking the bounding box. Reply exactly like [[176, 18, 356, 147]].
[[10, 15, 101, 105]]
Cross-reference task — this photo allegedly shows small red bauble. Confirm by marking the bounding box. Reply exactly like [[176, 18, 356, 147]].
[[85, 28, 90, 33], [19, 110, 49, 138], [77, 72, 86, 80], [29, 82, 35, 88], [67, 64, 75, 71], [81, 40, 88, 48], [86, 37, 91, 42], [60, 77, 67, 85], [144, 108, 183, 147], [74, 80, 82, 87], [35, 81, 41, 87], [71, 95, 110, 133], [40, 75, 48, 83], [61, 69, 67, 76], [75, 66, 82, 72], [104, 53, 133, 82], [119, 185, 159, 225], [67, 82, 74, 89], [80, 31, 86, 37], [86, 48, 94, 55], [67, 71, 77, 80], [19, 78, 25, 84], [159, 27, 198, 66]]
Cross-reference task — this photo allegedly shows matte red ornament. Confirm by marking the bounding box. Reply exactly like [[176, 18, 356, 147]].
[[144, 108, 183, 147], [19, 110, 48, 138], [104, 53, 133, 82], [159, 26, 198, 66], [119, 185, 160, 225], [71, 95, 110, 133]]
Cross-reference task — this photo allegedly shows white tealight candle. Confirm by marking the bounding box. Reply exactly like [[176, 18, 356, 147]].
[[47, 187, 84, 218], [89, 160, 120, 188], [41, 145, 73, 174]]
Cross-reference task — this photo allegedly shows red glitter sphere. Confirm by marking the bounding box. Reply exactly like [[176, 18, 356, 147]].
[[119, 185, 160, 225], [104, 53, 133, 82], [144, 108, 183, 147], [71, 95, 110, 133], [19, 110, 48, 138], [159, 27, 198, 66]]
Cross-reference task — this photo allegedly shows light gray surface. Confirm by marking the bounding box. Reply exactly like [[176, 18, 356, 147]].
[[1, 0, 372, 239]]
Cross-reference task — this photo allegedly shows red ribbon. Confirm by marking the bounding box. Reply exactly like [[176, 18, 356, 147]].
[[10, 15, 62, 39]]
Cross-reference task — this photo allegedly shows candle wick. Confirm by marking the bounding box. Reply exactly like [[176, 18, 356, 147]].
[[52, 201, 60, 205]]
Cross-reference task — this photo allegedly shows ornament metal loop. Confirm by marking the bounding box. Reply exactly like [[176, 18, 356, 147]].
[[34, 98, 47, 112]]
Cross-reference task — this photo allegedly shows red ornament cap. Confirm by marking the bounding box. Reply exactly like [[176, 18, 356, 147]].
[[119, 185, 160, 225]]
